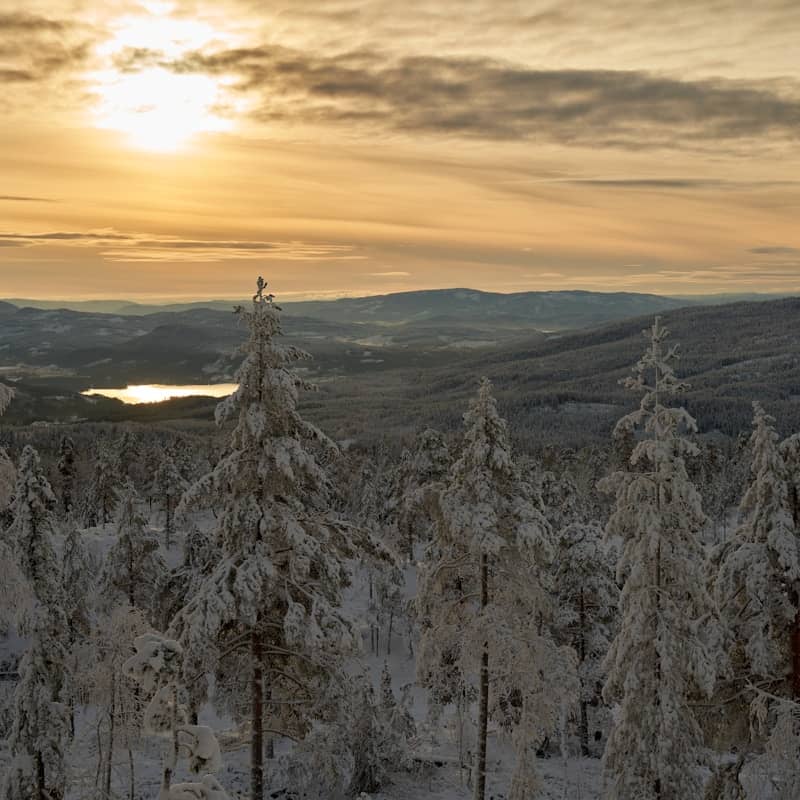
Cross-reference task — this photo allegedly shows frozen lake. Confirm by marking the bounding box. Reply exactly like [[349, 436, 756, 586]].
[[82, 383, 238, 404]]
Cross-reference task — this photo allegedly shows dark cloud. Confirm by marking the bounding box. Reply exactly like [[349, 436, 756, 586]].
[[0, 232, 133, 243], [0, 12, 68, 33], [159, 44, 800, 149], [112, 47, 166, 74], [0, 12, 91, 85], [0, 195, 56, 202], [561, 179, 800, 190], [134, 240, 277, 250], [0, 68, 36, 82], [564, 179, 725, 189], [749, 246, 800, 254]]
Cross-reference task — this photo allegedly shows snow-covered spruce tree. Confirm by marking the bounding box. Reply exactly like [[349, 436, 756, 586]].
[[115, 429, 144, 486], [781, 431, 800, 532], [417, 378, 575, 800], [159, 521, 220, 632], [2, 446, 69, 800], [600, 317, 714, 800], [57, 435, 77, 515], [779, 430, 800, 699], [124, 632, 229, 800], [99, 480, 167, 620], [705, 404, 800, 797], [0, 384, 16, 524], [386, 428, 451, 561], [169, 278, 392, 800], [0, 439, 16, 529], [553, 520, 618, 756], [153, 449, 188, 550], [83, 444, 121, 527], [60, 514, 93, 736], [343, 670, 414, 796], [715, 403, 798, 689], [0, 383, 12, 414], [0, 386, 22, 619], [747, 690, 800, 800]]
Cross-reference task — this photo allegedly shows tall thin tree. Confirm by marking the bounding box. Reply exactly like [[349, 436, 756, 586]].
[[600, 318, 714, 800]]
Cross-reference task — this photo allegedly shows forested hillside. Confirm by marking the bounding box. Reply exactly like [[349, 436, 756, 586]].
[[1, 282, 799, 799]]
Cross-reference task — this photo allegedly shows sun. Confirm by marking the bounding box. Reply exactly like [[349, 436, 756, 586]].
[[94, 67, 231, 152], [91, 11, 235, 152]]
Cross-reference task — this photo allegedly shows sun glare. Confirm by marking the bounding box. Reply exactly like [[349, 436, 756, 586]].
[[83, 384, 238, 404], [92, 11, 236, 151]]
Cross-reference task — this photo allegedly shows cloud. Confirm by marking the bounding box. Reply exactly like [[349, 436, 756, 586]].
[[156, 43, 800, 149], [0, 231, 132, 243], [0, 230, 362, 263], [0, 12, 92, 90], [562, 178, 733, 190], [0, 12, 68, 33], [0, 195, 56, 202], [748, 246, 800, 255], [367, 271, 411, 277]]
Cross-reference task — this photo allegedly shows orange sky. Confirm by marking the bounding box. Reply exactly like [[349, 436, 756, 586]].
[[1, 0, 799, 300]]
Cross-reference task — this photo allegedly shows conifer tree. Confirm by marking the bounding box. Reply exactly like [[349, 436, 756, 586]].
[[600, 317, 714, 800], [57, 435, 76, 515], [60, 514, 93, 736], [386, 428, 451, 560], [716, 403, 798, 685], [418, 378, 574, 800], [153, 449, 189, 550], [84, 444, 122, 527], [553, 520, 617, 756], [0, 442, 16, 528], [2, 446, 69, 800], [779, 431, 800, 699], [169, 278, 391, 800], [0, 383, 12, 415], [100, 481, 167, 619]]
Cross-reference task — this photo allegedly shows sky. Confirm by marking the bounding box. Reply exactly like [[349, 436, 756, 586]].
[[0, 0, 799, 301]]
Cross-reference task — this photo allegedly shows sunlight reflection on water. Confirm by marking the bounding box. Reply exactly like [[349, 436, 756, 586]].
[[82, 384, 238, 404]]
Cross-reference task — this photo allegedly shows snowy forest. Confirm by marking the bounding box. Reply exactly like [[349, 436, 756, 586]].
[[1, 278, 799, 800]]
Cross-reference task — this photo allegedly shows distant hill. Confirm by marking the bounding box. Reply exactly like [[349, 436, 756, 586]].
[[3, 288, 693, 330], [307, 297, 800, 448], [5, 289, 796, 326], [281, 288, 692, 330], [4, 293, 800, 445], [0, 289, 696, 391]]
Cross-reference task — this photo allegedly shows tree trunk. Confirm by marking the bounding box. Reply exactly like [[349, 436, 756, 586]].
[[793, 604, 800, 700], [251, 628, 265, 800], [654, 534, 662, 800], [265, 685, 275, 760], [579, 588, 589, 757], [473, 553, 489, 800], [165, 496, 172, 550], [159, 683, 179, 800], [36, 751, 45, 800], [105, 671, 116, 800], [128, 746, 135, 800]]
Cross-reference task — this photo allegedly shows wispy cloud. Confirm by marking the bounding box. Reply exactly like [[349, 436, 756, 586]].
[[0, 195, 56, 202], [0, 230, 363, 263], [748, 246, 800, 255]]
